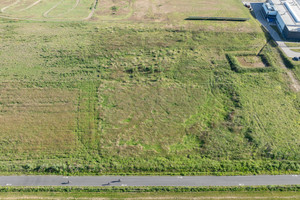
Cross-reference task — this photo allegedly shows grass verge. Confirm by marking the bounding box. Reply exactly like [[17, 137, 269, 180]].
[[0, 191, 299, 199]]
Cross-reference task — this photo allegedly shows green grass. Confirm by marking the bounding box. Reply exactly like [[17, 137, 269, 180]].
[[0, 0, 94, 20], [0, 191, 299, 200], [0, 191, 298, 200], [290, 48, 300, 53], [285, 42, 300, 48], [0, 0, 299, 175], [0, 186, 299, 200]]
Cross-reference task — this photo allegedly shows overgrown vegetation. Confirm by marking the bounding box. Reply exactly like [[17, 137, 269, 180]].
[[0, 185, 299, 192], [0, 0, 299, 175], [0, 188, 299, 200], [226, 52, 276, 73]]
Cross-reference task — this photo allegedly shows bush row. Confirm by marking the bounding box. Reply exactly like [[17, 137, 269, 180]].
[[0, 158, 299, 175], [0, 185, 299, 193]]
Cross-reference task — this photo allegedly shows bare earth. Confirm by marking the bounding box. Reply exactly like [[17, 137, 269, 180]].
[[237, 56, 267, 68]]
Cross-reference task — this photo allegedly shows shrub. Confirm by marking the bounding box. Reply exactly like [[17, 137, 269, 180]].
[[111, 6, 119, 12]]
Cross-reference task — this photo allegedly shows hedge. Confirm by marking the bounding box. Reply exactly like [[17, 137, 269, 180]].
[[0, 185, 299, 193]]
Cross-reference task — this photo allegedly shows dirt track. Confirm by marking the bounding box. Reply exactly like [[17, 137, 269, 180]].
[[287, 71, 300, 92], [68, 0, 81, 13], [0, 175, 299, 187], [20, 0, 42, 11], [1, 0, 21, 13], [84, 0, 98, 20], [58, 0, 81, 16], [43, 0, 65, 18]]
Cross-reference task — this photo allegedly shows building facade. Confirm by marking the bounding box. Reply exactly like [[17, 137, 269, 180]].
[[262, 0, 300, 40]]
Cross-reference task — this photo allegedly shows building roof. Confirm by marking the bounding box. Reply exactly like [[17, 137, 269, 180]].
[[269, 0, 300, 32]]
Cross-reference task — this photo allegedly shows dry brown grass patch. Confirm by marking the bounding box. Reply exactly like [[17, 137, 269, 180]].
[[0, 85, 79, 156], [236, 56, 268, 68]]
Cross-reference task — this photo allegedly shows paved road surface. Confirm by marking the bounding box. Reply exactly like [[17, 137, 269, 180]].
[[0, 175, 299, 186], [251, 3, 300, 58]]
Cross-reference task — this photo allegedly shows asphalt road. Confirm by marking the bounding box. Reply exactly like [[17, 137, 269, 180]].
[[0, 175, 299, 186]]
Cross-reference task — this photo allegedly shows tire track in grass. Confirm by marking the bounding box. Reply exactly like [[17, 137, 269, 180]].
[[1, 0, 21, 13], [57, 0, 80, 17], [287, 71, 300, 92], [43, 0, 64, 18], [278, 60, 300, 92], [84, 0, 98, 20], [19, 0, 42, 11], [69, 0, 80, 11]]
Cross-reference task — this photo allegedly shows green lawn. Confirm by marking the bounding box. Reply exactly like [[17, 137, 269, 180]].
[[0, 191, 299, 200], [285, 42, 300, 48], [290, 48, 300, 52]]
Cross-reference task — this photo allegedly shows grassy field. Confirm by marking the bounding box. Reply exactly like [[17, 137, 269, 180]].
[[0, 0, 256, 23], [0, 0, 299, 175], [290, 48, 300, 53], [285, 42, 300, 48], [0, 185, 299, 199]]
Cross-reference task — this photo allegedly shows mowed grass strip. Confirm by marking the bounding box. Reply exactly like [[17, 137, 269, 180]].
[[0, 83, 79, 159], [0, 191, 299, 200], [0, 0, 257, 32]]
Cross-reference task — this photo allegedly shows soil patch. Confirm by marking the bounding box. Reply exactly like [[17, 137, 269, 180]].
[[236, 55, 268, 68]]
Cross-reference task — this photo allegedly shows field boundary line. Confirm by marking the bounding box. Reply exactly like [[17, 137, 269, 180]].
[[1, 0, 21, 13], [19, 0, 42, 11], [43, 0, 64, 18]]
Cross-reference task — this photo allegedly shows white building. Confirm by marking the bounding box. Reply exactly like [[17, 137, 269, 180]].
[[262, 0, 300, 39]]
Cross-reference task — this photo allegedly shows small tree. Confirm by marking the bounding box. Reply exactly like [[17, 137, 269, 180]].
[[111, 6, 118, 12]]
